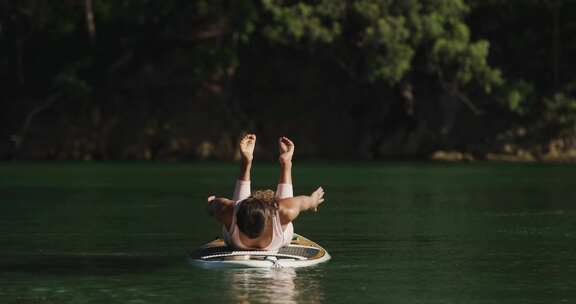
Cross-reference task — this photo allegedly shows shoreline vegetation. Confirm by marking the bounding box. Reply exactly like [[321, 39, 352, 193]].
[[1, 1, 575, 162], [431, 147, 576, 163], [432, 136, 576, 163]]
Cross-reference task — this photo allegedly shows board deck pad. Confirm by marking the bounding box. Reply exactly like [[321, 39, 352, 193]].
[[190, 234, 330, 268]]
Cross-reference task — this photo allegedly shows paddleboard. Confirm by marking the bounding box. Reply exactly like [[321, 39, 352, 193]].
[[189, 233, 330, 268]]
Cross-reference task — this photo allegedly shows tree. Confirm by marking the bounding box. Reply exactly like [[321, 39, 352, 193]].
[[258, 0, 501, 92]]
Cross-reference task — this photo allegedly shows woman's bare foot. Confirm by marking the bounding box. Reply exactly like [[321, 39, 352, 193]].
[[239, 134, 256, 162], [279, 136, 294, 166]]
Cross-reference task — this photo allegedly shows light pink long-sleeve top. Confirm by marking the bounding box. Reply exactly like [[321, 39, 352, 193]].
[[222, 180, 294, 251]]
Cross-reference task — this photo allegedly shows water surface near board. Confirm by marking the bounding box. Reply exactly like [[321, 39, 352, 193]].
[[1, 162, 576, 303]]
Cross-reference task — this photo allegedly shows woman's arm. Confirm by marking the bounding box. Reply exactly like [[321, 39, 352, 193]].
[[278, 187, 325, 225], [207, 196, 235, 228]]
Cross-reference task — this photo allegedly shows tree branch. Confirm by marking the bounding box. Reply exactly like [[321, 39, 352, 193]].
[[85, 0, 96, 43], [11, 94, 61, 152], [440, 79, 484, 115]]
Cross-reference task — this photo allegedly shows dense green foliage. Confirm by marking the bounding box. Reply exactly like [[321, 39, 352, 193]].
[[1, 0, 575, 160], [262, 0, 502, 88]]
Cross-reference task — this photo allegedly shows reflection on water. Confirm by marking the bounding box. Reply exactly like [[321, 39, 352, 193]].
[[226, 268, 323, 304]]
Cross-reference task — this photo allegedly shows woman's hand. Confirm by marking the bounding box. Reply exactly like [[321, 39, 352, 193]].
[[310, 187, 325, 211]]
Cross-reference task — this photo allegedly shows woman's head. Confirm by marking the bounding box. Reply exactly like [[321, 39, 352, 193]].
[[236, 190, 278, 239]]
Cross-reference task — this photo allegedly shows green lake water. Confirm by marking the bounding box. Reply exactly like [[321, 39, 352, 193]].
[[1, 162, 576, 303]]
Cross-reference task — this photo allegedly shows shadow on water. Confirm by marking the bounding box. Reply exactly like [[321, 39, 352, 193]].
[[0, 254, 175, 276], [224, 268, 325, 304]]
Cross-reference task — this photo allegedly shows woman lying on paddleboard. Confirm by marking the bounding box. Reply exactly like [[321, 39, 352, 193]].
[[207, 134, 325, 251]]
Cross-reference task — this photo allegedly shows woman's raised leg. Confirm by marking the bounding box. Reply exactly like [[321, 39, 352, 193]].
[[276, 136, 294, 199], [233, 134, 256, 201]]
